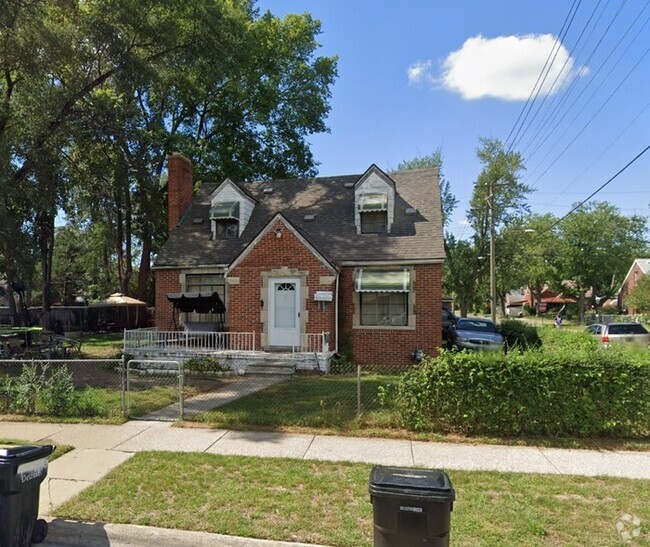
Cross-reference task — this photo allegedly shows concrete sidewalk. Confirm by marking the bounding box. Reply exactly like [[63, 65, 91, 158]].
[[0, 420, 648, 545]]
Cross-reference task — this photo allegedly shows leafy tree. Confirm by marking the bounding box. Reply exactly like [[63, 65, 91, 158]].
[[498, 213, 560, 315], [557, 202, 648, 319], [1, 0, 337, 320], [626, 275, 650, 312], [465, 138, 529, 315]]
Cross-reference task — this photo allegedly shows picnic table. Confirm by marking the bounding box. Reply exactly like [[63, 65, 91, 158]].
[[39, 334, 82, 358]]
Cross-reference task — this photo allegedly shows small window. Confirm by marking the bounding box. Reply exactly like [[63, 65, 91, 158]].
[[214, 219, 239, 239], [361, 211, 387, 234], [360, 293, 408, 326]]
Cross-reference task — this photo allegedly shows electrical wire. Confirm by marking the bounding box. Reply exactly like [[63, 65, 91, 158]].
[[548, 144, 650, 231], [523, 6, 650, 174], [509, 0, 610, 153], [521, 0, 649, 161], [503, 0, 582, 152], [525, 45, 650, 189]]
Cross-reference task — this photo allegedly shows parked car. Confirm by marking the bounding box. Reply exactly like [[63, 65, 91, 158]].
[[586, 322, 650, 347], [450, 317, 504, 351], [442, 308, 458, 348]]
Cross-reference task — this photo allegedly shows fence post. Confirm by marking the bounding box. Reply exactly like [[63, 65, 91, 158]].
[[357, 364, 361, 415], [125, 359, 131, 417], [178, 360, 184, 421], [120, 355, 126, 417]]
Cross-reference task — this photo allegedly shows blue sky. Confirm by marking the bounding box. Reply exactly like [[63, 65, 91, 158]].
[[257, 0, 650, 239]]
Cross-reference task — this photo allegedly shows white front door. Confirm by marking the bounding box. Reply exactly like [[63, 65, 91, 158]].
[[268, 278, 301, 347]]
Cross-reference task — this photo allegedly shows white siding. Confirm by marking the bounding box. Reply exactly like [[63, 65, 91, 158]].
[[354, 172, 395, 233], [210, 180, 255, 237]]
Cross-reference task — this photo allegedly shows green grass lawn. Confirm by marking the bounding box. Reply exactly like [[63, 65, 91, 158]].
[[185, 373, 650, 451], [79, 332, 124, 359], [188, 372, 405, 435], [55, 451, 650, 546]]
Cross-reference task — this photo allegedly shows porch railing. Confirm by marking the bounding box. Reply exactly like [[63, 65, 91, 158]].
[[124, 328, 331, 355], [124, 328, 256, 353], [293, 332, 329, 353]]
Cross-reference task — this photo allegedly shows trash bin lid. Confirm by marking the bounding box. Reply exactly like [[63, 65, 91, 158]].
[[0, 444, 54, 465], [369, 466, 455, 501]]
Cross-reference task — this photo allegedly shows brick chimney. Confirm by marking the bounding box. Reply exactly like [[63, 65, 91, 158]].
[[167, 152, 193, 234]]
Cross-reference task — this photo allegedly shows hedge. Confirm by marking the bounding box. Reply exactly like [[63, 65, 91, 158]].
[[392, 343, 650, 438]]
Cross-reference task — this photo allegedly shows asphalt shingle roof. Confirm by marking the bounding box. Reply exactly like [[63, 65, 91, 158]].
[[154, 168, 444, 269]]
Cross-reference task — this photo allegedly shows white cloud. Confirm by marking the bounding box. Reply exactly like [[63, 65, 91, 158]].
[[437, 34, 584, 101], [407, 60, 433, 85]]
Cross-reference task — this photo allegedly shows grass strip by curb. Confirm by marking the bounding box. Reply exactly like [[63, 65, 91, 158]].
[[55, 451, 650, 546]]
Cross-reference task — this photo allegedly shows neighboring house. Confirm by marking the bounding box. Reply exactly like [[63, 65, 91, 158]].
[[152, 153, 445, 367], [513, 285, 577, 315], [619, 258, 650, 314]]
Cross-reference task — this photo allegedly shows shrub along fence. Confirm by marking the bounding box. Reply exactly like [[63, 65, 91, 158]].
[[0, 358, 125, 420], [389, 345, 650, 438]]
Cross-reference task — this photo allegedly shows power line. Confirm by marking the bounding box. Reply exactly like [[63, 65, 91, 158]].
[[509, 0, 610, 153], [523, 5, 650, 173], [549, 144, 650, 230], [539, 100, 650, 210], [503, 0, 582, 151], [525, 45, 650, 189]]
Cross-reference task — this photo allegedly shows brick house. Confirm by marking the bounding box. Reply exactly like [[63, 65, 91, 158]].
[[619, 258, 650, 314], [152, 153, 445, 367]]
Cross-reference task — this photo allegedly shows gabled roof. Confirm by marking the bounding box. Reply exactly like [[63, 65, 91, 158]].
[[354, 164, 395, 191], [226, 213, 337, 275], [619, 258, 650, 292], [209, 177, 257, 203], [154, 167, 444, 269]]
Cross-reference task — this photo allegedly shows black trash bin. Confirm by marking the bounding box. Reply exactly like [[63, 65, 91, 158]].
[[0, 444, 55, 546], [369, 465, 455, 547]]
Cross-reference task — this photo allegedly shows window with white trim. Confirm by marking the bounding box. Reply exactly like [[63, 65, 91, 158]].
[[356, 269, 410, 326]]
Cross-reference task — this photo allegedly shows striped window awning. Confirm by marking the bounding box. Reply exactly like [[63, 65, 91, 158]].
[[210, 201, 240, 219], [357, 193, 388, 211], [355, 269, 411, 292]]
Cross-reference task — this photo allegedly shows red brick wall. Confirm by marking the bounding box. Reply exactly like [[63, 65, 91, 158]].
[[620, 262, 646, 314], [228, 220, 336, 349], [338, 263, 442, 366], [167, 153, 193, 234], [155, 270, 181, 329]]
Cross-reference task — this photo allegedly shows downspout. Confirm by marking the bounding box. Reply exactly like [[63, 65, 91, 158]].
[[334, 270, 339, 354]]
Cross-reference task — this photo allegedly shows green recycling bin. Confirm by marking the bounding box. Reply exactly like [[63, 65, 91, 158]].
[[0, 444, 55, 546], [369, 466, 455, 547]]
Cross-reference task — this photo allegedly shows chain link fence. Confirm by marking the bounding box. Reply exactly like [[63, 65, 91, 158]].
[[177, 363, 412, 430], [1, 356, 414, 428], [0, 358, 124, 421]]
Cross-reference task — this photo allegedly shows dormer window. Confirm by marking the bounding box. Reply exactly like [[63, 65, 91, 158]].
[[358, 193, 388, 234], [211, 201, 240, 239]]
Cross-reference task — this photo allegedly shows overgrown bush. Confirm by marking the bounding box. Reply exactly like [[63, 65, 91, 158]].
[[2, 364, 109, 418], [14, 364, 48, 415], [41, 365, 76, 416], [391, 341, 650, 438], [499, 319, 541, 350]]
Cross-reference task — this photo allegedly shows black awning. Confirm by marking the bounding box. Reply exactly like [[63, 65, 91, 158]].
[[166, 292, 226, 314]]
